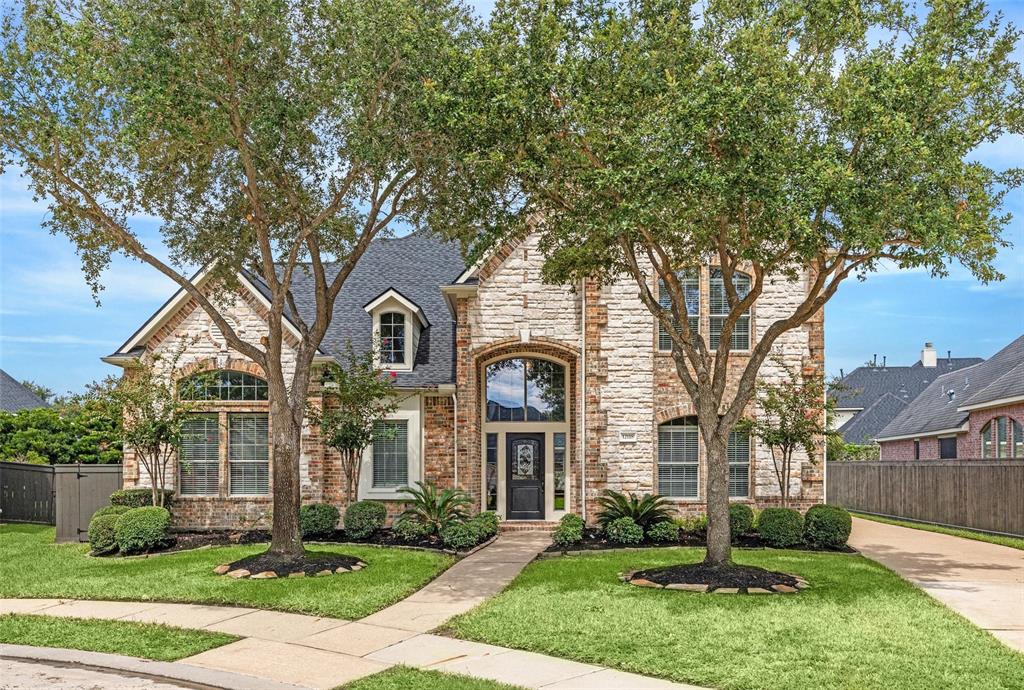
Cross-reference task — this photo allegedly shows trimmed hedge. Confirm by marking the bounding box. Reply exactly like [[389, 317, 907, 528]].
[[441, 521, 483, 551], [300, 503, 340, 539], [344, 500, 387, 540], [92, 505, 131, 521], [114, 506, 170, 554], [110, 488, 173, 509], [647, 520, 680, 543], [730, 503, 755, 539], [87, 513, 120, 555], [757, 508, 804, 547], [471, 511, 500, 539], [553, 513, 584, 549], [606, 516, 644, 545], [804, 504, 852, 548]]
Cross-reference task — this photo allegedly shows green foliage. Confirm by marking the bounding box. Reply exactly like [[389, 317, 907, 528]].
[[92, 505, 131, 520], [471, 511, 500, 540], [0, 395, 121, 465], [397, 482, 472, 535], [675, 514, 708, 535], [87, 514, 120, 555], [595, 490, 673, 530], [392, 516, 433, 542], [552, 513, 584, 549], [605, 516, 644, 545], [827, 436, 881, 462], [646, 519, 680, 543], [300, 503, 341, 539], [729, 504, 755, 539], [344, 501, 387, 540], [113, 507, 170, 555], [757, 508, 805, 548], [440, 521, 484, 551], [111, 488, 174, 509], [804, 505, 853, 548]]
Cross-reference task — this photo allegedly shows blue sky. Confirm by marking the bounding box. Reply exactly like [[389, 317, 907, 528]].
[[1, 0, 1022, 396]]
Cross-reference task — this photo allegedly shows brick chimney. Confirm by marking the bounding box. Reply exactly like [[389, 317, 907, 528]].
[[921, 342, 937, 368]]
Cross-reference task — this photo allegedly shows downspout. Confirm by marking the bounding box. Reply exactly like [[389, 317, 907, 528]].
[[452, 392, 459, 490], [822, 386, 828, 505], [580, 279, 587, 523]]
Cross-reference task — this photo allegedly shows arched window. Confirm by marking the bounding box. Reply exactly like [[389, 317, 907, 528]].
[[179, 370, 268, 401], [658, 270, 700, 351], [981, 420, 993, 458], [380, 312, 406, 365], [710, 269, 751, 350], [1014, 419, 1023, 459], [485, 358, 565, 422]]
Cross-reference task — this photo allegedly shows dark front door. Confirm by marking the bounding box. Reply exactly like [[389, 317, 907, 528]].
[[506, 433, 544, 520]]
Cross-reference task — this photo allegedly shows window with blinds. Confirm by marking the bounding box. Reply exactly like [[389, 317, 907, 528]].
[[727, 430, 750, 498], [657, 271, 700, 351], [709, 270, 751, 350], [658, 418, 699, 498], [373, 420, 408, 488], [180, 415, 220, 495], [229, 414, 269, 495]]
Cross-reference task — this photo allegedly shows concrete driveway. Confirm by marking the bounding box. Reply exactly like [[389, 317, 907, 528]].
[[849, 517, 1024, 652]]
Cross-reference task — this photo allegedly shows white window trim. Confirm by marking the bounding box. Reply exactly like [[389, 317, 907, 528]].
[[358, 408, 421, 500]]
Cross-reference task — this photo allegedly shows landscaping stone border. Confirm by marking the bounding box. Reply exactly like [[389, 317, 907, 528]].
[[212, 560, 367, 579], [619, 570, 810, 594]]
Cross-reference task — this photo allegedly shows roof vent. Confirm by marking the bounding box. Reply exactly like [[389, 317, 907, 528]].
[[947, 389, 955, 402]]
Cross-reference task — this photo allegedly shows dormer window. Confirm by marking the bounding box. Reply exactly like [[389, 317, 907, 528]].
[[380, 312, 406, 365], [364, 288, 429, 372]]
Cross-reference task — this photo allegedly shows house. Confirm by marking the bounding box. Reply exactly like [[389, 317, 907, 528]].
[[831, 344, 981, 445], [875, 335, 1024, 460], [104, 232, 824, 529], [0, 369, 49, 412]]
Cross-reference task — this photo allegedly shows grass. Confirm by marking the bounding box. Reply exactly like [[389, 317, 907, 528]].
[[0, 614, 236, 661], [446, 548, 1024, 690], [852, 512, 1024, 551], [0, 524, 453, 619], [340, 667, 525, 690]]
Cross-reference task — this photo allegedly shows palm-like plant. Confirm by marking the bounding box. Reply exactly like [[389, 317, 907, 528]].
[[595, 489, 673, 529], [397, 481, 472, 535]]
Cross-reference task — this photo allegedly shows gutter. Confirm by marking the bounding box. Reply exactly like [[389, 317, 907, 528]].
[[874, 423, 969, 443], [580, 278, 587, 523]]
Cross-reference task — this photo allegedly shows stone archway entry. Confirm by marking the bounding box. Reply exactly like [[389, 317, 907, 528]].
[[506, 433, 545, 520]]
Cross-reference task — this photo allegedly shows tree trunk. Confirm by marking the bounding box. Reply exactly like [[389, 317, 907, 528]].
[[704, 432, 732, 565], [268, 391, 304, 559]]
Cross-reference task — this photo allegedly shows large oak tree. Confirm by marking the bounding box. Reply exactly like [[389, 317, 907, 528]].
[[447, 0, 1022, 564], [0, 0, 478, 559]]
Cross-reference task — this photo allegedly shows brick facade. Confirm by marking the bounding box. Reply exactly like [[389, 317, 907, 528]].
[[879, 401, 1024, 460]]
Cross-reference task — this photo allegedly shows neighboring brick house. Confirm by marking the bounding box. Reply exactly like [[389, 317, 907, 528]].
[[876, 335, 1024, 461], [104, 232, 825, 529]]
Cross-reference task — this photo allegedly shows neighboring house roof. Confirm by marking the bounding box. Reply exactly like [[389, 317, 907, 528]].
[[837, 392, 908, 445], [0, 369, 49, 412], [876, 335, 1024, 441]]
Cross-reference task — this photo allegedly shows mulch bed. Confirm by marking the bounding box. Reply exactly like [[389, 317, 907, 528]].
[[545, 528, 856, 554], [631, 562, 801, 591], [226, 550, 363, 578], [163, 528, 447, 553]]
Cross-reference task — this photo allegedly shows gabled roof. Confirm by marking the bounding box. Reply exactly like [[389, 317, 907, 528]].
[[876, 335, 1024, 441], [363, 288, 430, 328], [832, 359, 981, 411], [837, 393, 908, 445], [0, 369, 49, 412]]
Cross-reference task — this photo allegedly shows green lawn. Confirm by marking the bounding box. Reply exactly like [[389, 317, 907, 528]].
[[341, 667, 525, 690], [0, 614, 236, 661], [852, 512, 1024, 551], [446, 548, 1024, 690], [0, 524, 453, 619]]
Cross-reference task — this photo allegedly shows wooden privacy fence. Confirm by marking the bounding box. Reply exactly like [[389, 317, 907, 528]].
[[827, 460, 1024, 537], [0, 461, 123, 542]]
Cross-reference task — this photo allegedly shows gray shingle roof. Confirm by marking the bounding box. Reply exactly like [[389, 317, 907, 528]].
[[832, 359, 982, 411], [0, 369, 49, 412], [876, 335, 1024, 440], [837, 393, 908, 445]]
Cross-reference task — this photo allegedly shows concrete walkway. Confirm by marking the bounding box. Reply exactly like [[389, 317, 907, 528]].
[[0, 533, 707, 689], [849, 516, 1024, 652]]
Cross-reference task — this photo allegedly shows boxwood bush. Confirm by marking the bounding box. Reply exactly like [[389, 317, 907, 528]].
[[606, 516, 644, 545], [647, 519, 680, 543], [344, 500, 387, 540], [92, 505, 131, 521], [757, 507, 805, 547], [676, 514, 707, 535], [441, 520, 483, 551], [300, 502, 340, 539], [552, 513, 584, 549], [804, 504, 852, 548], [114, 506, 171, 554], [110, 488, 174, 509], [393, 516, 433, 542], [729, 503, 755, 539], [471, 511, 500, 540], [87, 513, 121, 555]]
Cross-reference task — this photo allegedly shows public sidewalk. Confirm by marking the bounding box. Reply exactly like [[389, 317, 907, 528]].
[[848, 516, 1024, 652], [0, 532, 707, 689]]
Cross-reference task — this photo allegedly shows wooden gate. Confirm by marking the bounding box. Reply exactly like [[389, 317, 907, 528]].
[[0, 461, 54, 524]]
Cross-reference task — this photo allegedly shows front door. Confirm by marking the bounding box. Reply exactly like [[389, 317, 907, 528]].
[[506, 433, 544, 520]]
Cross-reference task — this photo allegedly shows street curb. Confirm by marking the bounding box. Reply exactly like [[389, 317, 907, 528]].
[[0, 643, 307, 690]]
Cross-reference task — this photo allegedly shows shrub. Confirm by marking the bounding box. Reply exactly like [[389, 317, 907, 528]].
[[114, 506, 170, 554], [757, 507, 804, 547], [300, 502, 340, 539], [92, 504, 131, 521], [393, 516, 433, 542], [596, 489, 673, 530], [730, 503, 755, 539], [344, 501, 387, 540], [676, 514, 707, 535], [441, 521, 484, 551], [110, 488, 174, 509], [552, 513, 584, 549], [87, 514, 120, 555], [647, 519, 680, 543], [605, 516, 644, 545], [470, 511, 500, 540], [804, 504, 852, 548], [397, 481, 472, 535]]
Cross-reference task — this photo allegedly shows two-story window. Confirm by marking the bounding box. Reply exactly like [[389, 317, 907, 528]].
[[658, 268, 752, 352]]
